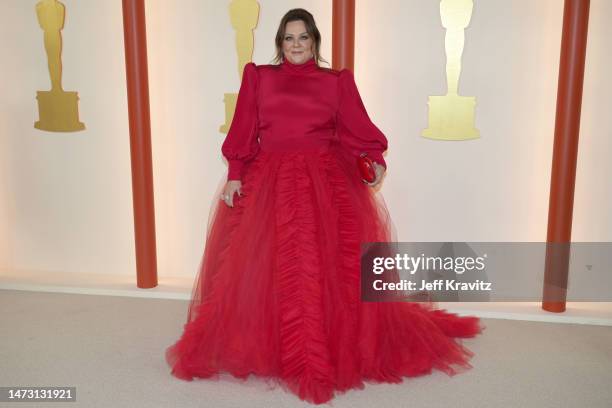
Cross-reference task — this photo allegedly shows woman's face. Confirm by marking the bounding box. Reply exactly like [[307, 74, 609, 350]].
[[282, 20, 314, 64]]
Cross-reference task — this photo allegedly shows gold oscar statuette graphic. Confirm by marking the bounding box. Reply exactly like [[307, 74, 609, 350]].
[[423, 0, 478, 141], [34, 0, 85, 132], [220, 0, 259, 133]]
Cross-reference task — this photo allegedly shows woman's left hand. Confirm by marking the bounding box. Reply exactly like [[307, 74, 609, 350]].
[[366, 162, 386, 188]]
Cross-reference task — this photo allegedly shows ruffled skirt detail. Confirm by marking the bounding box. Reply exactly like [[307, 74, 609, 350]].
[[165, 145, 483, 404]]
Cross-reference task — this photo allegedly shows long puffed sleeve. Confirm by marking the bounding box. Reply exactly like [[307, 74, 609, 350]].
[[221, 62, 260, 180], [336, 68, 388, 169]]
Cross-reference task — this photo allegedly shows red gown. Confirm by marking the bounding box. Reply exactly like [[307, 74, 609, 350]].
[[165, 56, 483, 404]]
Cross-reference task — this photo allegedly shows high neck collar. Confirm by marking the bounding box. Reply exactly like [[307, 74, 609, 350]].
[[280, 56, 318, 74]]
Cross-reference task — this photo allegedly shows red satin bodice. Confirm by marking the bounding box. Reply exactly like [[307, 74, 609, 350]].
[[221, 57, 388, 180]]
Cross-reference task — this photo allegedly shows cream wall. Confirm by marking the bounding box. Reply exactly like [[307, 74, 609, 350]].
[[0, 0, 134, 276], [0, 0, 610, 280]]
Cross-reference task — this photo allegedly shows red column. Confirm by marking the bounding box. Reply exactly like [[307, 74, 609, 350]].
[[332, 0, 355, 71], [542, 0, 590, 312], [122, 0, 158, 288]]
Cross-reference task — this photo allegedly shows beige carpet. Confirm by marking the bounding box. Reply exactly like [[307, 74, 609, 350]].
[[1, 289, 611, 408]]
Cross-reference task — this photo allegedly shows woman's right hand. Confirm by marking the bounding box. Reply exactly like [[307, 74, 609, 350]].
[[365, 162, 386, 188], [221, 180, 243, 208]]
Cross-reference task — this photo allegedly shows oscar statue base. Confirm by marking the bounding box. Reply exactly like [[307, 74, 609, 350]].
[[219, 93, 238, 134], [422, 94, 479, 141], [35, 90, 85, 132]]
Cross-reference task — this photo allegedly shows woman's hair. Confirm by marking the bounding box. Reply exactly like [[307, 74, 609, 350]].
[[271, 8, 329, 67]]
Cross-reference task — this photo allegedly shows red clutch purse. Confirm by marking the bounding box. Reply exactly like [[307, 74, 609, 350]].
[[357, 153, 376, 183]]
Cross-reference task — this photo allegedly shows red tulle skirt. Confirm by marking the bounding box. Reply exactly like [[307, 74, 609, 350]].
[[165, 144, 483, 404]]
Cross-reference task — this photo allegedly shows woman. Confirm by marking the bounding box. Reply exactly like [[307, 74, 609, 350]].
[[166, 8, 483, 405]]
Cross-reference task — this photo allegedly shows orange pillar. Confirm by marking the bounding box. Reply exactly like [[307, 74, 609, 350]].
[[542, 0, 590, 312], [332, 0, 355, 71], [122, 0, 158, 288]]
